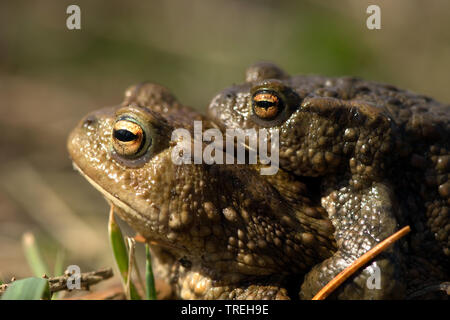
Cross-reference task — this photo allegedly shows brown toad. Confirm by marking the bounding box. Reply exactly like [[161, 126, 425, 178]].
[[208, 62, 449, 299], [67, 83, 336, 299]]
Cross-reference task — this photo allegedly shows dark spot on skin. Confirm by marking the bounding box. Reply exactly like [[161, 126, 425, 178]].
[[179, 257, 192, 269], [82, 115, 97, 127]]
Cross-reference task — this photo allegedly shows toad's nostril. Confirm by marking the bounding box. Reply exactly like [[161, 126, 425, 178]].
[[82, 115, 97, 128]]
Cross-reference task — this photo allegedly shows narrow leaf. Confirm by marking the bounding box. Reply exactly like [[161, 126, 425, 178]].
[[125, 237, 142, 300], [51, 249, 66, 300], [145, 244, 157, 300], [53, 249, 65, 277], [22, 232, 50, 278], [108, 206, 141, 300], [1, 277, 50, 300]]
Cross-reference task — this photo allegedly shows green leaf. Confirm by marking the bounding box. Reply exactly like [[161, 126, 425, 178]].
[[22, 232, 50, 278], [108, 210, 129, 279], [124, 237, 141, 300], [1, 277, 50, 300], [52, 249, 65, 277], [108, 207, 141, 300], [51, 249, 66, 300], [145, 244, 157, 300]]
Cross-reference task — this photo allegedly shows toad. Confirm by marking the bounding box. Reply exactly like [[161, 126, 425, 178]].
[[67, 83, 336, 299], [208, 62, 449, 299]]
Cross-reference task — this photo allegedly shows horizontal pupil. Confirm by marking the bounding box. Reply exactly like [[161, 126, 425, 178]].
[[114, 129, 138, 142], [256, 100, 276, 109]]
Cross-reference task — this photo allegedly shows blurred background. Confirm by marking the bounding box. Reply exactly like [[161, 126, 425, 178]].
[[0, 0, 449, 288]]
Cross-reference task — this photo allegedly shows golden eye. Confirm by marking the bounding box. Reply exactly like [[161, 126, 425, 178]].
[[252, 90, 283, 120], [112, 118, 147, 157]]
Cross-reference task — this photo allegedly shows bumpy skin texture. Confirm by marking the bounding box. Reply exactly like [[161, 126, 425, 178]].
[[68, 83, 336, 300], [208, 62, 449, 299]]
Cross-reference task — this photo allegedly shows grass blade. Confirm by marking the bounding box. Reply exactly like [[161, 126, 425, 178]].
[[126, 239, 141, 300], [53, 249, 65, 277], [145, 244, 157, 300], [51, 249, 66, 300], [132, 243, 145, 294], [108, 206, 141, 300], [22, 232, 49, 278], [1, 277, 50, 300], [108, 207, 128, 279]]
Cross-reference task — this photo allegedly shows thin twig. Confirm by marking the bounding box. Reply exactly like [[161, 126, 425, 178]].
[[50, 267, 114, 292], [0, 267, 113, 296], [312, 225, 411, 300]]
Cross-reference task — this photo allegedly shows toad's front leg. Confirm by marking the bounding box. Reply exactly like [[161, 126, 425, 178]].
[[300, 181, 406, 299], [175, 269, 290, 300]]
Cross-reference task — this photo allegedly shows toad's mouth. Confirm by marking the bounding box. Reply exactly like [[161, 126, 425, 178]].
[[72, 161, 206, 252], [71, 161, 203, 254], [71, 161, 152, 227]]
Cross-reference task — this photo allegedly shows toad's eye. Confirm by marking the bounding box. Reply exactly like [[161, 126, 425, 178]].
[[252, 90, 283, 120], [112, 119, 148, 157]]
